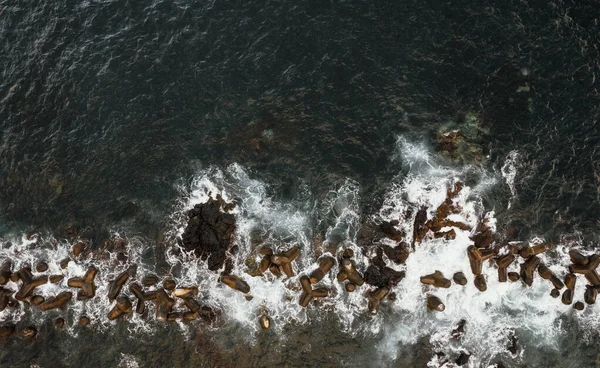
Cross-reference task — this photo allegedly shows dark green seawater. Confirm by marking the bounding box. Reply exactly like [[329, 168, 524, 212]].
[[1, 0, 599, 367]]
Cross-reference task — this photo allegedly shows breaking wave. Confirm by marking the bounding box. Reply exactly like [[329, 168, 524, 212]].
[[1, 137, 598, 367]]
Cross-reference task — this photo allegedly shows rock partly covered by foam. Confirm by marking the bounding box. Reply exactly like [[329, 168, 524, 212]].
[[181, 195, 236, 271], [364, 247, 405, 288]]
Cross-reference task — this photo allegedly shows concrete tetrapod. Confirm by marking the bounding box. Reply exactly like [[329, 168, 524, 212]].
[[467, 246, 483, 276], [519, 256, 540, 286], [569, 250, 588, 265], [519, 244, 547, 259], [108, 270, 131, 303], [337, 259, 365, 286], [474, 275, 487, 292], [270, 246, 301, 278], [129, 283, 146, 314], [562, 273, 577, 305], [537, 264, 564, 290], [298, 275, 329, 307], [367, 287, 389, 315], [584, 286, 597, 305], [309, 256, 335, 284], [453, 272, 467, 286], [426, 295, 445, 312], [0, 261, 11, 285], [39, 291, 73, 311], [569, 254, 600, 286], [495, 253, 515, 283], [221, 275, 250, 294], [420, 271, 451, 288], [108, 297, 133, 320]]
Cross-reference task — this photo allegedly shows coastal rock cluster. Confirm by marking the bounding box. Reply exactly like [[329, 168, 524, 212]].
[[0, 239, 219, 340], [1, 187, 600, 352]]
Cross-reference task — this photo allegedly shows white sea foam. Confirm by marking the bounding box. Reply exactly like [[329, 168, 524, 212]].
[[501, 150, 520, 209], [118, 353, 140, 368], [374, 138, 600, 367]]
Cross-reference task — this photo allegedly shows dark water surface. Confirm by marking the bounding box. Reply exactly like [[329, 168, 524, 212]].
[[1, 0, 600, 367]]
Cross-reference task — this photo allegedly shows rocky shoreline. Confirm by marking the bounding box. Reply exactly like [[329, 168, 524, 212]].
[[0, 187, 599, 366]]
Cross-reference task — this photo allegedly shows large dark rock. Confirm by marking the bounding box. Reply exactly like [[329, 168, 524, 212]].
[[364, 265, 405, 288], [455, 352, 470, 366], [382, 243, 409, 264], [364, 247, 406, 287], [181, 196, 236, 271], [412, 206, 429, 246], [380, 220, 404, 241]]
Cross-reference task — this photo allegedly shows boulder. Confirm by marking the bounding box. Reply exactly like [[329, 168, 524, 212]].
[[364, 265, 405, 288], [181, 196, 236, 271]]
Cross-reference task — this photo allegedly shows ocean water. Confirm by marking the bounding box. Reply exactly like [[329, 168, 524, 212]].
[[1, 0, 599, 367]]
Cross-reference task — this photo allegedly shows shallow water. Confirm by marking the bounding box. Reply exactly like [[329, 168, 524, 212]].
[[1, 0, 600, 367]]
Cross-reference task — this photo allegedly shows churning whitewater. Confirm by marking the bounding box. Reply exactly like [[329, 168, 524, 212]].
[[1, 137, 599, 367]]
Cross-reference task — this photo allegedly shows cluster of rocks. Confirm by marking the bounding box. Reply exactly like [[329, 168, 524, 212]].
[[0, 259, 74, 313], [463, 242, 600, 311], [0, 240, 220, 340], [2, 187, 599, 346], [249, 246, 301, 279], [372, 180, 600, 316], [102, 266, 218, 324]]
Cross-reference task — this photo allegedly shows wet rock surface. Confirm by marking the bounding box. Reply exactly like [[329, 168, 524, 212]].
[[180, 195, 236, 271]]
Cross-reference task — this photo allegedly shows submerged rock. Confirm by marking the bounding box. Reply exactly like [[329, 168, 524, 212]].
[[412, 206, 429, 246], [35, 262, 48, 273], [142, 274, 159, 287], [451, 319, 466, 339], [0, 324, 15, 338], [455, 352, 470, 366], [259, 314, 271, 330], [181, 195, 236, 271], [20, 326, 37, 339], [380, 221, 404, 241], [381, 243, 409, 264], [55, 318, 65, 329]]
